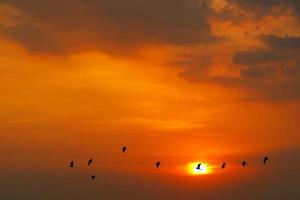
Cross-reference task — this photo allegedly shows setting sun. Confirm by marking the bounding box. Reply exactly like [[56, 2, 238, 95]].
[[0, 0, 299, 199], [187, 162, 213, 175]]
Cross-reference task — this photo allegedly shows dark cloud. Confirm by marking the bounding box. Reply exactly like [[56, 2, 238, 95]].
[[212, 0, 300, 23], [233, 35, 300, 79], [233, 49, 284, 65], [229, 0, 300, 19], [232, 48, 284, 79], [240, 65, 277, 79], [262, 35, 300, 51], [232, 35, 300, 101], [230, 0, 284, 11], [0, 23, 63, 53], [167, 53, 212, 83], [174, 34, 300, 101], [0, 0, 218, 56], [284, 61, 300, 76]]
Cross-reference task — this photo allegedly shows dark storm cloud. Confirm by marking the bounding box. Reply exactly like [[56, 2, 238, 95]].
[[0, 0, 217, 56]]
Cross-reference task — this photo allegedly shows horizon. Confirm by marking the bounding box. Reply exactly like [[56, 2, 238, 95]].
[[0, 0, 300, 199]]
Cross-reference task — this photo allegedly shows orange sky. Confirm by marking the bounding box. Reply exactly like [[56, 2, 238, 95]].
[[0, 0, 300, 199]]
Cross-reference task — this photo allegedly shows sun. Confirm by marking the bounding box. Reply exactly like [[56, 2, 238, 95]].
[[186, 162, 212, 175]]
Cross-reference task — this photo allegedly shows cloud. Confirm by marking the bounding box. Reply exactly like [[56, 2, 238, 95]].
[[0, 23, 63, 53], [233, 49, 284, 66], [262, 34, 300, 51], [228, 0, 300, 20], [173, 34, 300, 101], [2, 1, 300, 102], [233, 35, 300, 79], [211, 0, 300, 24], [0, 0, 218, 56]]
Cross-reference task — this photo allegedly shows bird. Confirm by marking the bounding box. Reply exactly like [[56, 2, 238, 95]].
[[122, 146, 127, 153], [155, 161, 161, 168], [241, 161, 247, 167], [263, 156, 269, 164], [221, 162, 226, 169], [196, 163, 202, 170], [88, 159, 93, 166], [69, 161, 74, 168], [91, 175, 96, 180]]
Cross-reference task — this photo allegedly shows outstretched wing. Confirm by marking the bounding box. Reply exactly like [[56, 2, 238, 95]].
[[263, 157, 268, 164]]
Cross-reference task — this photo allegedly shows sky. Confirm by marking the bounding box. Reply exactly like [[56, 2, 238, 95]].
[[0, 0, 300, 199]]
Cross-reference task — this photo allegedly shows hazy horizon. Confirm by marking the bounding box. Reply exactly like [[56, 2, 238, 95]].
[[0, 0, 300, 199]]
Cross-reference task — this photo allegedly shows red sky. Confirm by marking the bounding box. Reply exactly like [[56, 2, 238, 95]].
[[0, 0, 300, 199]]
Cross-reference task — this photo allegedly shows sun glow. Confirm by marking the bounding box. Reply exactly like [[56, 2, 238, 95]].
[[187, 162, 212, 175]]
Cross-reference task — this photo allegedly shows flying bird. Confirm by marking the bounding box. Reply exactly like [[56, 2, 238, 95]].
[[91, 175, 96, 180], [196, 163, 202, 170], [242, 161, 247, 167], [155, 161, 161, 168], [122, 146, 127, 153], [88, 159, 93, 166], [263, 156, 269, 164], [69, 161, 74, 168], [221, 162, 226, 169]]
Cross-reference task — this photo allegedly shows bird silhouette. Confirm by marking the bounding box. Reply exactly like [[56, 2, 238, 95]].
[[122, 146, 127, 153], [88, 159, 93, 166], [91, 175, 96, 180], [263, 156, 269, 164], [155, 161, 161, 168], [69, 161, 74, 168], [242, 161, 247, 167], [221, 162, 226, 169], [196, 163, 202, 170]]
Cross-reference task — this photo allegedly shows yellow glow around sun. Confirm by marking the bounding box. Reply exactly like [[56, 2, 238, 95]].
[[187, 162, 212, 175]]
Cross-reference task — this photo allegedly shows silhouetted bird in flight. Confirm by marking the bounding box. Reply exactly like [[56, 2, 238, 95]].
[[196, 163, 202, 170], [221, 162, 226, 169], [91, 175, 96, 180], [242, 161, 247, 167], [88, 159, 93, 166], [263, 156, 269, 164], [155, 161, 161, 168], [69, 161, 74, 168], [122, 146, 127, 153]]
